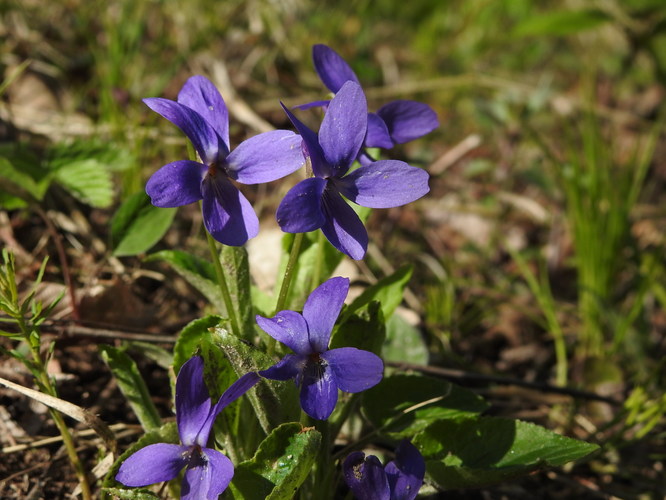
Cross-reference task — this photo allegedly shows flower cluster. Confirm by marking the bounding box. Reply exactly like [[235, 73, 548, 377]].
[[276, 81, 430, 259], [343, 440, 426, 500], [118, 44, 432, 499], [144, 46, 435, 259], [309, 44, 439, 164]]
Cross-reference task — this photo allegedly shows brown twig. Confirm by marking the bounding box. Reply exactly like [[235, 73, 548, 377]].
[[386, 361, 622, 406], [2, 423, 139, 454], [0, 318, 177, 344]]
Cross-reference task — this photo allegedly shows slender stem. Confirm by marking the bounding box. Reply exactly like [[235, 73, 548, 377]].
[[267, 232, 305, 356], [22, 316, 92, 499], [298, 413, 332, 499], [275, 233, 305, 313], [328, 395, 359, 445], [205, 230, 241, 339], [315, 419, 333, 500], [310, 230, 325, 293], [49, 407, 93, 499]]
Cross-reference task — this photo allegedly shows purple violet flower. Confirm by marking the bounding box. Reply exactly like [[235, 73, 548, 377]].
[[257, 276, 383, 420], [309, 44, 439, 161], [116, 356, 259, 500], [277, 81, 430, 260], [343, 440, 426, 500], [143, 75, 305, 246]]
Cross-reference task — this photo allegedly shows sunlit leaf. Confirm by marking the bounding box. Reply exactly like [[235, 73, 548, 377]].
[[341, 265, 412, 322], [331, 301, 385, 355], [210, 326, 300, 433], [383, 313, 428, 365], [362, 374, 489, 438], [53, 159, 114, 208], [0, 156, 50, 204], [99, 344, 162, 431], [416, 417, 600, 489], [111, 191, 176, 256], [172, 315, 222, 374], [229, 423, 321, 500]]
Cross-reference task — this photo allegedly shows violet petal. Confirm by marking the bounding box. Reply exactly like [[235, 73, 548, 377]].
[[302, 277, 349, 353], [143, 97, 225, 165], [202, 447, 235, 499], [181, 448, 231, 500], [276, 177, 328, 233], [145, 160, 205, 208], [343, 452, 391, 500], [293, 99, 330, 111], [199, 372, 261, 446], [312, 44, 360, 93], [377, 100, 439, 144], [176, 356, 212, 446], [215, 372, 261, 411], [227, 130, 304, 184], [322, 347, 383, 393], [116, 443, 188, 487], [300, 361, 338, 420], [336, 160, 430, 208], [281, 102, 330, 178], [177, 75, 230, 152], [365, 112, 394, 149], [256, 311, 312, 355], [320, 190, 368, 260], [259, 353, 306, 381], [180, 448, 233, 500], [319, 81, 367, 177], [385, 440, 425, 500], [201, 176, 259, 246]]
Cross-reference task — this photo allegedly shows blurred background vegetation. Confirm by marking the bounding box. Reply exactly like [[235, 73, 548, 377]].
[[1, 0, 665, 497]]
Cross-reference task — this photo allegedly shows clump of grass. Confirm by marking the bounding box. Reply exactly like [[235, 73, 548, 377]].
[[528, 82, 663, 359]]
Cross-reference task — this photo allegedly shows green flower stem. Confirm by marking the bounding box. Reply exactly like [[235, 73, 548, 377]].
[[49, 405, 93, 499], [19, 314, 92, 500], [267, 232, 305, 356], [276, 232, 306, 312], [316, 419, 333, 500], [299, 412, 333, 499], [328, 394, 359, 446], [2, 254, 90, 498], [310, 230, 326, 292], [205, 230, 242, 339]]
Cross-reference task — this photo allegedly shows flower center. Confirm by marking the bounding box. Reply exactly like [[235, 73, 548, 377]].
[[352, 462, 364, 480], [309, 352, 322, 363], [306, 352, 327, 380], [186, 444, 207, 468]]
